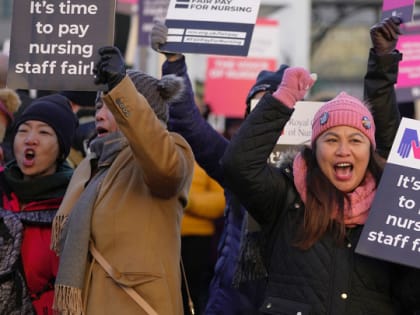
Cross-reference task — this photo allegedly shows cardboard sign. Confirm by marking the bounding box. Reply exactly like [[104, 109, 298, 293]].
[[161, 0, 261, 56], [356, 117, 420, 269], [7, 0, 116, 91], [382, 0, 415, 23]]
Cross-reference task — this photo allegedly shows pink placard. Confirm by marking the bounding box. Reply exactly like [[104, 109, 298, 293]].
[[396, 34, 420, 88], [205, 57, 277, 118], [382, 0, 414, 11], [118, 0, 137, 3]]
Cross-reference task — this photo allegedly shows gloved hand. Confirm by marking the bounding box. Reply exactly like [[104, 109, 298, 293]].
[[370, 16, 402, 56], [150, 20, 182, 61], [93, 46, 126, 92], [151, 20, 168, 52], [272, 67, 315, 108]]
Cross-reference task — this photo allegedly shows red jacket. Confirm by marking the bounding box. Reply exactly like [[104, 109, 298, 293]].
[[0, 162, 73, 315], [2, 194, 61, 315]]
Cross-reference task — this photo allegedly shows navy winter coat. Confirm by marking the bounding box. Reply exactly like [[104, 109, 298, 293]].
[[165, 56, 265, 314]]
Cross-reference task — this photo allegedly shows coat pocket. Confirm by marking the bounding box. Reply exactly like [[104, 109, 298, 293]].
[[259, 296, 311, 315], [108, 271, 162, 287]]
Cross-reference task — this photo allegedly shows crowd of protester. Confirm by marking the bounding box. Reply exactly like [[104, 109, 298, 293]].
[[0, 14, 419, 315]]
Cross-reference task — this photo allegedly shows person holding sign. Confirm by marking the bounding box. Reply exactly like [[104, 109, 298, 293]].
[[152, 16, 409, 314], [220, 18, 420, 315], [0, 93, 78, 315], [51, 46, 194, 315], [151, 21, 287, 314]]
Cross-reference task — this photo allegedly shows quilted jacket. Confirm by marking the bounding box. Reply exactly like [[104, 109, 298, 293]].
[[221, 51, 420, 314], [166, 57, 265, 314]]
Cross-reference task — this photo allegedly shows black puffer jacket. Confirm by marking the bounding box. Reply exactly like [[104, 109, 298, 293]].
[[221, 51, 420, 314]]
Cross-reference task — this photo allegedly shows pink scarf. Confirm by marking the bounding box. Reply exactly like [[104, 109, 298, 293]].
[[292, 153, 376, 226]]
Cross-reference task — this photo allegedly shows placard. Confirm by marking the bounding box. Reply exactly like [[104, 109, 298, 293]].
[[138, 0, 169, 46], [395, 18, 420, 102], [356, 117, 420, 269], [276, 101, 324, 146], [160, 0, 261, 56], [269, 101, 324, 165], [7, 0, 116, 91], [204, 19, 279, 118], [382, 0, 415, 23]]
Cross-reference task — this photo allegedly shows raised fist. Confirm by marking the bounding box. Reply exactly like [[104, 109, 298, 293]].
[[370, 16, 402, 56], [93, 46, 126, 92], [272, 67, 316, 108]]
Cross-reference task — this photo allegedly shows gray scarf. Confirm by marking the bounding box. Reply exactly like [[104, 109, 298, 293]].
[[53, 132, 128, 315]]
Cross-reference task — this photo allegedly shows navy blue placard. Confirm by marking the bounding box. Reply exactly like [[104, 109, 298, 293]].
[[356, 162, 420, 269]]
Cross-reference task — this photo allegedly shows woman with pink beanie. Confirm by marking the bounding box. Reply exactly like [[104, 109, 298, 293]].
[[221, 18, 420, 315]]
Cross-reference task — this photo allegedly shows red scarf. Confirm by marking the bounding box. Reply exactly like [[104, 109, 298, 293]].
[[292, 153, 376, 226]]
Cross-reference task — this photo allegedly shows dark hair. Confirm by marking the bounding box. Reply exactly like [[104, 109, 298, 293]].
[[294, 145, 384, 250]]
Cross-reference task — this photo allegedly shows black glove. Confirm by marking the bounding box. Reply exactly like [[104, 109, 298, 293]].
[[93, 46, 126, 91], [370, 16, 402, 56]]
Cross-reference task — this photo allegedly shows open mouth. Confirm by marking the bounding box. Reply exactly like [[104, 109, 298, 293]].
[[334, 162, 353, 179], [96, 127, 108, 136], [24, 148, 35, 160], [23, 148, 36, 167]]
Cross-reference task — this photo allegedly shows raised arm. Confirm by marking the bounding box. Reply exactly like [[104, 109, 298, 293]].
[[364, 16, 402, 159], [221, 68, 315, 224], [152, 21, 229, 185], [95, 46, 194, 197]]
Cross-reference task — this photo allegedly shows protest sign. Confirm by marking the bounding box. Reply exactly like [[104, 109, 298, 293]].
[[138, 0, 169, 46], [205, 57, 276, 117], [395, 19, 420, 102], [204, 19, 279, 118], [381, 0, 415, 23], [160, 0, 261, 56], [7, 0, 115, 91], [275, 101, 324, 146], [396, 34, 420, 90], [269, 101, 324, 165], [356, 117, 420, 269]]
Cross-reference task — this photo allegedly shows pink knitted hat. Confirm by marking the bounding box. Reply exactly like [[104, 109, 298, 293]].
[[311, 92, 376, 148]]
